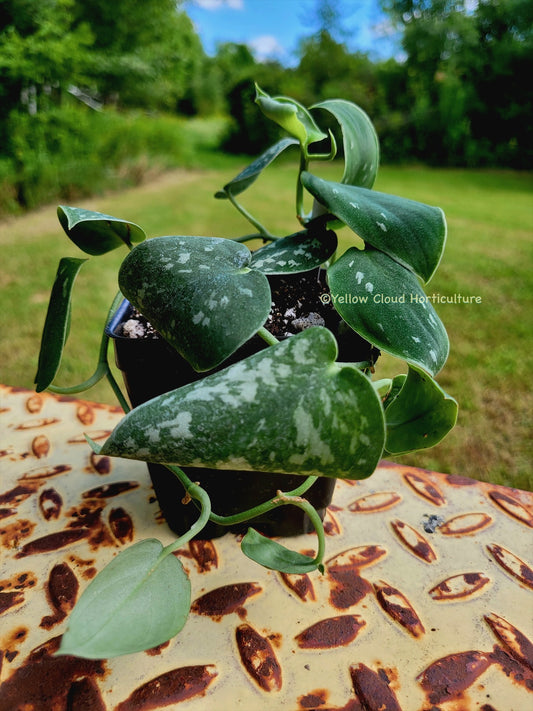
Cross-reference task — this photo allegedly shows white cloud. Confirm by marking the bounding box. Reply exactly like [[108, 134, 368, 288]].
[[192, 0, 244, 9], [248, 34, 286, 62]]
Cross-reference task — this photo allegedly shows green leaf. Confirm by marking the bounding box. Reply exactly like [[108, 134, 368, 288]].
[[215, 137, 298, 199], [119, 235, 271, 371], [250, 228, 337, 274], [241, 528, 318, 573], [58, 205, 146, 256], [328, 248, 449, 376], [99, 327, 385, 480], [58, 539, 191, 659], [34, 257, 87, 392], [301, 173, 446, 284], [384, 365, 458, 454], [382, 374, 406, 408], [255, 84, 328, 150], [312, 99, 379, 188]]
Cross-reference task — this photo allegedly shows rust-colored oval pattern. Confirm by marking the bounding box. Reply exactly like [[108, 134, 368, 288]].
[[348, 491, 402, 513], [350, 663, 403, 711], [76, 404, 95, 425], [235, 624, 282, 692], [323, 509, 342, 536], [82, 481, 139, 499], [488, 490, 533, 527], [484, 613, 533, 671], [2, 387, 533, 710], [374, 580, 425, 637], [47, 563, 79, 613], [417, 651, 492, 705], [0, 590, 25, 615], [403, 471, 445, 506], [40, 563, 79, 629], [188, 539, 218, 573], [115, 665, 218, 710], [429, 572, 491, 601], [90, 453, 112, 475], [31, 434, 50, 459], [279, 572, 316, 602], [16, 417, 59, 430], [21, 464, 71, 480], [391, 520, 436, 563], [295, 614, 365, 649], [108, 507, 134, 543], [16, 528, 90, 558], [326, 547, 380, 610], [192, 583, 262, 619], [38, 488, 62, 521], [487, 543, 533, 589], [439, 512, 493, 536], [326, 545, 387, 570], [25, 394, 43, 413]]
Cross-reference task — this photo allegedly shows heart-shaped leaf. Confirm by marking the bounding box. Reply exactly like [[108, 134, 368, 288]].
[[328, 248, 449, 376], [215, 137, 298, 199], [384, 365, 458, 454], [58, 539, 191, 659], [301, 173, 446, 284], [119, 235, 271, 371], [250, 228, 337, 274], [34, 257, 87, 392], [312, 99, 379, 188], [255, 85, 328, 150], [58, 206, 146, 256], [241, 528, 319, 573], [99, 327, 385, 480]]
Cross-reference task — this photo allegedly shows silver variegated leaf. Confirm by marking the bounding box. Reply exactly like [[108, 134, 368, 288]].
[[311, 99, 379, 188], [328, 248, 449, 376], [118, 235, 271, 371], [301, 172, 446, 284], [215, 137, 299, 199], [58, 206, 145, 256], [384, 365, 458, 454], [99, 327, 385, 480], [250, 228, 337, 274]]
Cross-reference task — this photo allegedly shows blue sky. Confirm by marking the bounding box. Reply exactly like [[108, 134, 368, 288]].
[[185, 0, 399, 66]]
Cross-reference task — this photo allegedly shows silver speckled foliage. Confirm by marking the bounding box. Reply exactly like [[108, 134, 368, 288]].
[[35, 85, 459, 660], [100, 327, 385, 479]]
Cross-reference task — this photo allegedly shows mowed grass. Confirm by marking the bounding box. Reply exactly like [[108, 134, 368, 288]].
[[1, 162, 531, 490]]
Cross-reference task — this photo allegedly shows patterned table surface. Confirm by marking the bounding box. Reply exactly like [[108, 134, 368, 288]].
[[0, 384, 532, 711]]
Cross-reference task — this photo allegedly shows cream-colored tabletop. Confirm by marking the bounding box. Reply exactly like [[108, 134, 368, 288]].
[[0, 384, 532, 710]]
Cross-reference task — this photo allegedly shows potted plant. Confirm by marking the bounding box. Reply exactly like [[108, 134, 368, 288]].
[[34, 85, 457, 659]]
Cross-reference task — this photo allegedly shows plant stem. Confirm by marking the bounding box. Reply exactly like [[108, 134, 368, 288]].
[[47, 291, 131, 412], [296, 149, 309, 224], [208, 475, 319, 526], [257, 326, 279, 347], [275, 493, 326, 568], [163, 482, 212, 555], [231, 233, 268, 244], [165, 462, 320, 528], [226, 192, 273, 238]]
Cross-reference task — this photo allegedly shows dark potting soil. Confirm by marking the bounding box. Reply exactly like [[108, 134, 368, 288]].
[[119, 268, 379, 367]]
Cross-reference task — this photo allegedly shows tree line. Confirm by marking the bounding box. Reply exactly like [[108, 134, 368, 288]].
[[0, 0, 531, 212]]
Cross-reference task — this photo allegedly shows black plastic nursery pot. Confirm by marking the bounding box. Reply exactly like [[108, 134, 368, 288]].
[[106, 270, 379, 539]]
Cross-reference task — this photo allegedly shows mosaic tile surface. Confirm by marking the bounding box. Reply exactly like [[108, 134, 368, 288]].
[[0, 384, 532, 710]]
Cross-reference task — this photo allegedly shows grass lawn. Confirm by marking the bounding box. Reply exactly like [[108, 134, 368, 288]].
[[1, 162, 531, 491]]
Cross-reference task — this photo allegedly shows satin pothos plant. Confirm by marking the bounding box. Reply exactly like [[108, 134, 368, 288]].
[[35, 85, 457, 659]]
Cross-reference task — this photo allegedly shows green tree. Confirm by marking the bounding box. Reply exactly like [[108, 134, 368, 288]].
[[0, 0, 92, 115], [381, 0, 533, 166], [71, 0, 205, 109]]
